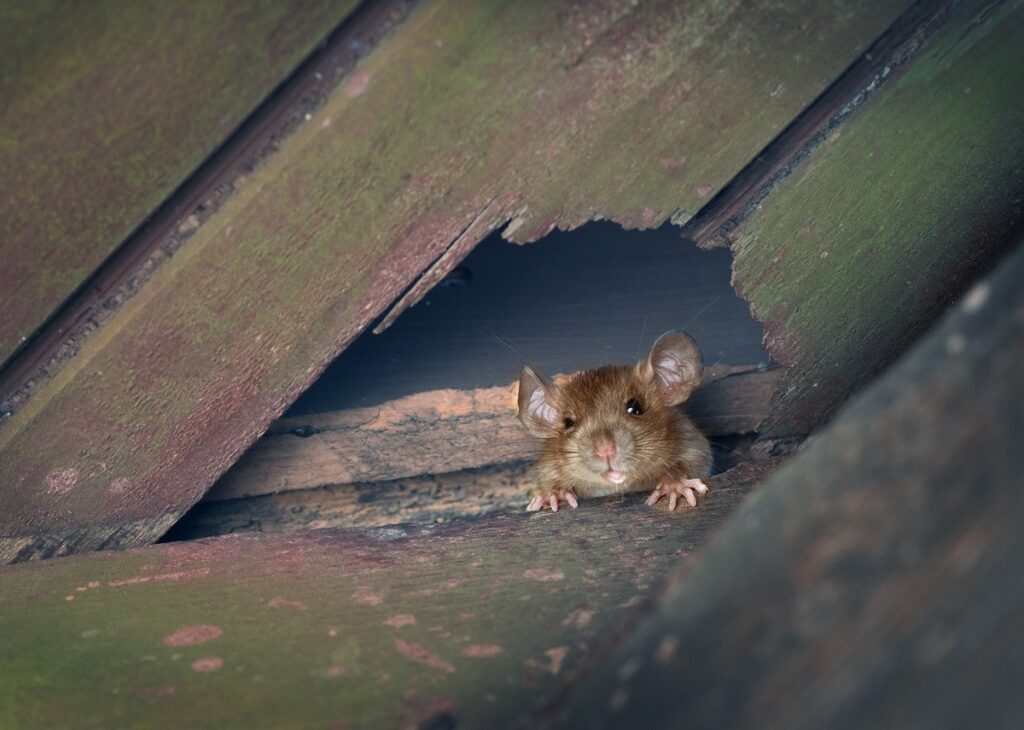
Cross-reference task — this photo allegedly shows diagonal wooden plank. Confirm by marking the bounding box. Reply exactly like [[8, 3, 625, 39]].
[[0, 0, 913, 562], [0, 0, 361, 364], [0, 463, 774, 729], [710, 0, 1024, 441]]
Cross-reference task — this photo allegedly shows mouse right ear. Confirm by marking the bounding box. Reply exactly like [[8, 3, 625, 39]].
[[641, 330, 703, 406], [517, 366, 560, 437]]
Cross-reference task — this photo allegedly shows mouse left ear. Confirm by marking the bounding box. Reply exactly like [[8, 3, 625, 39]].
[[517, 366, 560, 437], [641, 331, 703, 406]]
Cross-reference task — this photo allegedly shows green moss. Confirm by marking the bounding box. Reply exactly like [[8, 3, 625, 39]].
[[733, 0, 1024, 434], [0, 500, 737, 728], [0, 0, 361, 360]]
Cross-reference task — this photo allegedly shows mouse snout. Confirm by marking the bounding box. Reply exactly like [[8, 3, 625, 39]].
[[593, 433, 617, 461]]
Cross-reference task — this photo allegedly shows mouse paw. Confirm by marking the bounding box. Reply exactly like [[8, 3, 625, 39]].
[[645, 478, 708, 511], [526, 489, 579, 513]]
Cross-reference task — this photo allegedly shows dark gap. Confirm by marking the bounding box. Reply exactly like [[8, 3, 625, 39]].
[[164, 223, 770, 542], [288, 221, 768, 415]]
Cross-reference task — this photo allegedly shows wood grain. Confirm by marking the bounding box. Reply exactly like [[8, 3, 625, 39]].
[[167, 454, 782, 540], [726, 0, 1024, 439], [0, 0, 361, 364]]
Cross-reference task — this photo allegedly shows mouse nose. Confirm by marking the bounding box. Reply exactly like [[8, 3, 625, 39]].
[[593, 435, 617, 460]]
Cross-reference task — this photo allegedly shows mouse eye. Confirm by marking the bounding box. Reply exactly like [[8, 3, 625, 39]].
[[563, 416, 576, 431], [625, 398, 644, 417]]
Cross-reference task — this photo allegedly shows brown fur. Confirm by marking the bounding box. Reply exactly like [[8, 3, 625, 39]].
[[532, 362, 711, 498]]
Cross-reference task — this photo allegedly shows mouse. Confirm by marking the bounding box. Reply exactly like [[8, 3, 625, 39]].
[[517, 330, 712, 512]]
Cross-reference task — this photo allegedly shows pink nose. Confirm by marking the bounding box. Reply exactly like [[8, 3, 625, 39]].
[[594, 437, 616, 460]]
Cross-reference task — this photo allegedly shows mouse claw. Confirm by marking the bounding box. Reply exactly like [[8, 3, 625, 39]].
[[647, 478, 709, 512], [526, 489, 579, 513]]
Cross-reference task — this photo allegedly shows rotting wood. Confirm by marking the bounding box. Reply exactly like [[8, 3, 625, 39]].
[[0, 463, 770, 730], [0, 0, 914, 563], [167, 456, 783, 541], [544, 241, 1024, 730], [203, 367, 783, 503], [726, 0, 1024, 440], [0, 0, 363, 367]]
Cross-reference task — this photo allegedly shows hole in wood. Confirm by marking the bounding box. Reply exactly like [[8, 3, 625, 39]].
[[163, 222, 775, 542]]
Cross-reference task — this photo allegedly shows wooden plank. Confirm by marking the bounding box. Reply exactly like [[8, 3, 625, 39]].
[[204, 367, 783, 502], [0, 0, 910, 562], [543, 242, 1024, 728], [0, 0, 361, 365], [718, 0, 1024, 440], [0, 463, 771, 729], [167, 449, 782, 540]]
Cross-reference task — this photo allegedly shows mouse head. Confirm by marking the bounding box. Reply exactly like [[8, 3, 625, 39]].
[[517, 331, 703, 488]]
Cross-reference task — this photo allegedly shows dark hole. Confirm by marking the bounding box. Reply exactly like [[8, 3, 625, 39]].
[[287, 221, 767, 415]]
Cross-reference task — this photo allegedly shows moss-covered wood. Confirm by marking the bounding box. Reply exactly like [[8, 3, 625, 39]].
[[549, 241, 1024, 729], [0, 464, 769, 730], [728, 0, 1024, 439], [0, 0, 910, 562], [0, 0, 360, 364]]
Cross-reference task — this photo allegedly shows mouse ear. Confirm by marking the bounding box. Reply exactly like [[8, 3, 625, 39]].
[[641, 331, 703, 406], [517, 366, 560, 437]]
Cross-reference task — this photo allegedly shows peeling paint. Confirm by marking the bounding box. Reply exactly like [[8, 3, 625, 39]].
[[395, 639, 455, 673], [190, 656, 224, 673], [461, 644, 503, 658], [163, 625, 223, 647]]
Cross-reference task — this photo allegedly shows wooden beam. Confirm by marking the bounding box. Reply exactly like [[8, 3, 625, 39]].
[[543, 242, 1024, 728], [0, 0, 909, 562], [166, 453, 784, 541], [0, 0, 362, 365], [204, 367, 783, 502], [716, 0, 1024, 440], [0, 462, 773, 729]]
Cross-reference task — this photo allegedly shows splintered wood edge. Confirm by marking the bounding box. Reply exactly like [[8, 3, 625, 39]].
[[204, 366, 784, 502]]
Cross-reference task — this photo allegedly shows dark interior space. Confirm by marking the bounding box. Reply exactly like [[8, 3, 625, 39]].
[[287, 222, 768, 415], [164, 223, 771, 541]]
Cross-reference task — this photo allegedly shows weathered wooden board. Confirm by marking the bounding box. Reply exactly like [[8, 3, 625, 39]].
[[288, 223, 768, 415], [545, 243, 1024, 728], [0, 0, 911, 562], [0, 463, 771, 730], [722, 0, 1024, 440], [0, 0, 360, 364], [168, 448, 779, 540], [205, 367, 782, 502]]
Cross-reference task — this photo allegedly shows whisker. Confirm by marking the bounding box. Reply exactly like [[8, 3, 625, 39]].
[[480, 325, 529, 361]]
